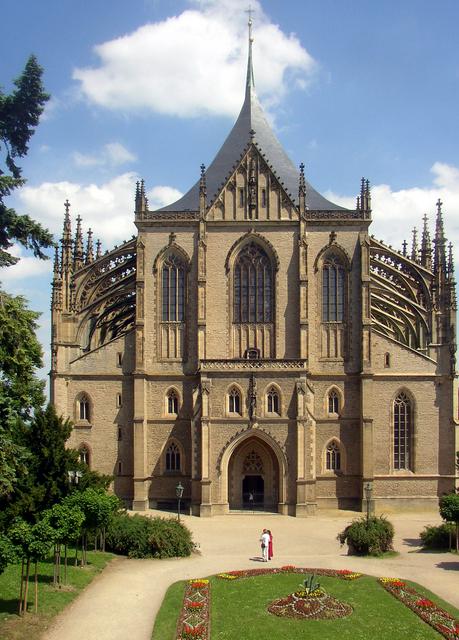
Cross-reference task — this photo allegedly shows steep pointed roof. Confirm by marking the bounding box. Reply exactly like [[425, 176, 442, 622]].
[[159, 22, 346, 213]]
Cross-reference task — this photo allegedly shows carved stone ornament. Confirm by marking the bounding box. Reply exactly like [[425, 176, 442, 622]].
[[200, 379, 211, 395]]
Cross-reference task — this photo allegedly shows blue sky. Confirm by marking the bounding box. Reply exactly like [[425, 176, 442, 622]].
[[2, 0, 459, 383]]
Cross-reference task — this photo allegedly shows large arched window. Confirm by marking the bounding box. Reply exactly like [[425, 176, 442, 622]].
[[233, 243, 273, 324], [165, 442, 181, 472], [162, 255, 186, 322], [394, 392, 412, 470], [326, 441, 341, 471], [322, 254, 345, 322]]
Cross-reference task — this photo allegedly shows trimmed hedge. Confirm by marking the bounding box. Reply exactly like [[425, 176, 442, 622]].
[[420, 523, 457, 550], [106, 512, 193, 558], [337, 516, 394, 556]]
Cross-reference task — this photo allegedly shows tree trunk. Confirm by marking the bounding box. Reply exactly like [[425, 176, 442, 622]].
[[102, 527, 106, 552], [23, 559, 30, 614], [18, 558, 25, 615], [34, 562, 38, 613], [75, 539, 79, 566], [456, 522, 458, 553], [64, 544, 68, 584]]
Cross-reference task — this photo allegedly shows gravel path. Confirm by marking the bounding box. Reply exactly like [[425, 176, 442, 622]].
[[42, 510, 459, 640]]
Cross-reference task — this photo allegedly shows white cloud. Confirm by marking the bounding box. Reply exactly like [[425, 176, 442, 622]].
[[148, 185, 183, 209], [15, 173, 183, 250], [325, 162, 459, 256], [73, 142, 137, 167], [0, 245, 53, 284], [73, 0, 315, 118]]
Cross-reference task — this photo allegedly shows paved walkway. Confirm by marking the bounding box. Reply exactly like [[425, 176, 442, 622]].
[[43, 510, 459, 640]]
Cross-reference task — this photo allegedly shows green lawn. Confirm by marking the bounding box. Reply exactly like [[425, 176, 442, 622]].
[[152, 572, 459, 640], [0, 550, 115, 640]]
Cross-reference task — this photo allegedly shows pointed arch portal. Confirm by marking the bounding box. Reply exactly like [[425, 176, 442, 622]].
[[223, 433, 285, 512]]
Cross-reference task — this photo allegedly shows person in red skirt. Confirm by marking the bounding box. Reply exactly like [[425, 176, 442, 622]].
[[267, 529, 273, 560]]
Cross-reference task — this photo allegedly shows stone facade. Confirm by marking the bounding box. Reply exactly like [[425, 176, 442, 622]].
[[50, 43, 459, 516]]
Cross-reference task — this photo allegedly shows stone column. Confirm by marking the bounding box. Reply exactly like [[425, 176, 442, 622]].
[[200, 377, 213, 516], [295, 377, 316, 516]]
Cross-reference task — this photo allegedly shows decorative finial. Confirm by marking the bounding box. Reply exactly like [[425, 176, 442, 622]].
[[245, 5, 255, 93], [96, 239, 102, 260], [85, 228, 94, 264], [402, 240, 408, 256], [411, 227, 419, 262], [64, 199, 70, 216]]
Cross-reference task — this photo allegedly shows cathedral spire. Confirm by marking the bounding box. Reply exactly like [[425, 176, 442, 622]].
[[61, 199, 73, 274], [433, 198, 447, 276], [51, 245, 62, 311], [73, 214, 85, 271], [245, 8, 255, 97], [135, 179, 148, 217], [420, 214, 432, 270], [411, 227, 419, 262], [299, 162, 306, 217], [85, 228, 94, 264]]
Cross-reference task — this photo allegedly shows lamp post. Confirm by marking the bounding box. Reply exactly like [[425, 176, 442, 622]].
[[68, 470, 83, 486], [176, 482, 184, 522], [364, 481, 373, 523]]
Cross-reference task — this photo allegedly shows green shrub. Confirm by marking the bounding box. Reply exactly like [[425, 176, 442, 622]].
[[420, 523, 456, 549], [106, 512, 193, 558], [337, 516, 394, 556]]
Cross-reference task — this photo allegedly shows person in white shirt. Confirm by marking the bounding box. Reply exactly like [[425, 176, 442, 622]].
[[260, 529, 270, 562]]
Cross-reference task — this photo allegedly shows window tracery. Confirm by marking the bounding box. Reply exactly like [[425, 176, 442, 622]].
[[322, 254, 345, 322], [242, 450, 264, 474], [233, 243, 273, 324], [228, 388, 241, 414], [162, 255, 186, 322], [78, 394, 90, 421], [165, 442, 181, 472], [326, 441, 341, 471], [394, 392, 412, 470], [328, 389, 339, 414], [166, 390, 179, 415], [267, 387, 280, 414]]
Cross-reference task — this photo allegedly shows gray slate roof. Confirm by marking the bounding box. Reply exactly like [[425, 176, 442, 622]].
[[158, 46, 347, 213]]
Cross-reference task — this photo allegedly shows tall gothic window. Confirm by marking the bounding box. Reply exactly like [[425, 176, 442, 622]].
[[79, 395, 90, 421], [167, 390, 179, 415], [394, 392, 412, 470], [322, 254, 345, 322], [162, 255, 185, 322], [328, 389, 339, 414], [267, 387, 280, 414], [326, 441, 341, 471], [228, 388, 241, 414], [165, 442, 181, 472], [233, 243, 273, 323]]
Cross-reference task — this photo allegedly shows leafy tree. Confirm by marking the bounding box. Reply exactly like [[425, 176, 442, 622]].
[[0, 55, 53, 267], [9, 518, 55, 614], [0, 405, 78, 524], [0, 532, 18, 575], [0, 290, 45, 502], [43, 502, 84, 584], [439, 493, 459, 552], [64, 488, 119, 564]]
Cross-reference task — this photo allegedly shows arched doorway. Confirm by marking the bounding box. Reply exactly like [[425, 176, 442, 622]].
[[227, 436, 279, 511]]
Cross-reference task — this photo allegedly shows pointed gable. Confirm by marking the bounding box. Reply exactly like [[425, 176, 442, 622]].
[[157, 25, 347, 215]]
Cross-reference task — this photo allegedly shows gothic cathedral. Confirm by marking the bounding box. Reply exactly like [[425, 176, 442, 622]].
[[50, 31, 458, 516]]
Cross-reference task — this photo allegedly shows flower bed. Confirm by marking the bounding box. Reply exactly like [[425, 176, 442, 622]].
[[176, 579, 210, 640], [217, 567, 362, 581], [379, 578, 459, 640]]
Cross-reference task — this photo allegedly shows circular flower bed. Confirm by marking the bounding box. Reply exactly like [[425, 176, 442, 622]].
[[268, 590, 353, 620]]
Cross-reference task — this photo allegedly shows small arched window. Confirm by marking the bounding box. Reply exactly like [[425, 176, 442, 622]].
[[228, 388, 241, 414], [162, 255, 186, 322], [328, 389, 339, 414], [394, 392, 412, 470], [322, 254, 345, 322], [233, 243, 273, 324], [165, 442, 181, 472], [326, 441, 341, 471], [79, 395, 90, 421], [384, 353, 391, 368], [79, 445, 90, 467], [167, 390, 179, 415], [267, 387, 280, 414]]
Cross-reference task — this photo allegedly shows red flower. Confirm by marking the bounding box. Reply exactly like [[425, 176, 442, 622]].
[[416, 598, 434, 608]]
